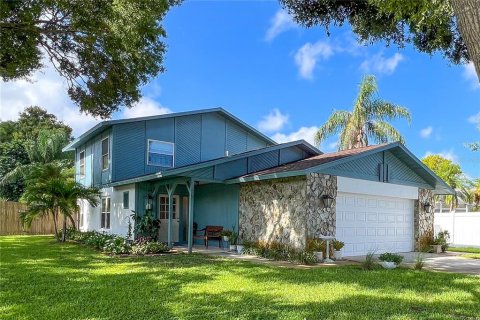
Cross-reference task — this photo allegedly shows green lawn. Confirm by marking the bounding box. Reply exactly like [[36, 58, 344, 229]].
[[449, 247, 480, 259], [1, 236, 479, 320]]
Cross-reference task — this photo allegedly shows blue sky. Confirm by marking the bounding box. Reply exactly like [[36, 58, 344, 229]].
[[1, 1, 479, 177]]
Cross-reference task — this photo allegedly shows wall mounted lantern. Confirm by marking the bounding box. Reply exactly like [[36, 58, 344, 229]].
[[423, 202, 432, 213], [322, 194, 334, 208], [145, 194, 153, 211]]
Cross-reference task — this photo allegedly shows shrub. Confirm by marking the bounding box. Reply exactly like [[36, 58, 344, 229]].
[[103, 236, 132, 255], [332, 239, 345, 251], [132, 211, 161, 241], [362, 251, 376, 270], [306, 238, 333, 257], [131, 240, 170, 255], [417, 230, 434, 252], [242, 240, 316, 265], [65, 229, 131, 255], [434, 230, 450, 252], [378, 252, 404, 265], [414, 254, 425, 270]]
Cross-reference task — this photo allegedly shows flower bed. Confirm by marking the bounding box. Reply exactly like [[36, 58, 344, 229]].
[[242, 240, 317, 265], [65, 228, 170, 255]]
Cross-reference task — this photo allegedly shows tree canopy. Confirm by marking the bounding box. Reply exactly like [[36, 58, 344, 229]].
[[314, 75, 410, 150], [0, 0, 180, 118], [0, 106, 73, 201], [280, 0, 479, 78]]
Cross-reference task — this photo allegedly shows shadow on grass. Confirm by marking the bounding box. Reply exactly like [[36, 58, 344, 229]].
[[1, 236, 479, 320]]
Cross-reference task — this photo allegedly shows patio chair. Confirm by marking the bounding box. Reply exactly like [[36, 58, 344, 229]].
[[193, 225, 223, 248]]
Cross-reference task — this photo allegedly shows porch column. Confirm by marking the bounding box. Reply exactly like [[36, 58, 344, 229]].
[[166, 183, 177, 248], [186, 178, 195, 254]]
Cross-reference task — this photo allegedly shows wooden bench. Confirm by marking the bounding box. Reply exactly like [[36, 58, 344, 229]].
[[193, 225, 223, 248]]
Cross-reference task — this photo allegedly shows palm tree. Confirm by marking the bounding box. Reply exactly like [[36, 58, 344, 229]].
[[20, 163, 99, 241], [314, 75, 411, 150], [0, 128, 73, 186]]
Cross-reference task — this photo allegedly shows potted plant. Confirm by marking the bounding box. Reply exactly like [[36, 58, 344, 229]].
[[229, 231, 238, 252], [332, 239, 345, 260], [378, 252, 404, 269], [433, 230, 450, 253], [220, 230, 232, 242], [307, 238, 325, 262]]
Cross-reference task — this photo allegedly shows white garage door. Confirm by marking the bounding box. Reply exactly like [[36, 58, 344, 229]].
[[336, 192, 414, 257]]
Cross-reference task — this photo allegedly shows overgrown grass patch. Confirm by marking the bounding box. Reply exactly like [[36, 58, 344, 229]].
[[1, 236, 479, 320]]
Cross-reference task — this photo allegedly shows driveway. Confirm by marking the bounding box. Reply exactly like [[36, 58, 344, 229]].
[[347, 252, 480, 275]]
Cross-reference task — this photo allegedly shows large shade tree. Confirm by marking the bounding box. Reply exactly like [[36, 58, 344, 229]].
[[280, 0, 480, 80], [0, 0, 181, 118], [314, 75, 411, 150], [20, 163, 99, 241]]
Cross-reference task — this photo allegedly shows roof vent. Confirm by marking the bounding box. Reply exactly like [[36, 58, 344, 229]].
[[225, 150, 229, 157]]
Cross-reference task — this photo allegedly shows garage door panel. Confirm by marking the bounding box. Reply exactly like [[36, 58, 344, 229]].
[[336, 192, 414, 257]]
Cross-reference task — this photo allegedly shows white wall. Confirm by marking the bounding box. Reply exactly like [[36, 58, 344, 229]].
[[337, 177, 419, 199], [435, 212, 480, 247], [78, 184, 136, 238]]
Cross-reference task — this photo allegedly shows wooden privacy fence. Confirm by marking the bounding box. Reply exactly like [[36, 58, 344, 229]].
[[0, 201, 68, 235]]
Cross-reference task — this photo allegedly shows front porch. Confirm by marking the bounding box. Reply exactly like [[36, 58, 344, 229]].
[[135, 177, 239, 253]]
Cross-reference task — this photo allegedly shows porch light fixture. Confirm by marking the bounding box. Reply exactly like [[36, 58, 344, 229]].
[[145, 194, 153, 211], [423, 202, 432, 213], [322, 194, 334, 208]]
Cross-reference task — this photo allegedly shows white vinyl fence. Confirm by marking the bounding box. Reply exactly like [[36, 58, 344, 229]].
[[434, 212, 480, 247]]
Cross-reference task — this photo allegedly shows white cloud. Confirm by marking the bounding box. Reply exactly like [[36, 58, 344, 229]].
[[0, 62, 171, 138], [424, 150, 459, 163], [360, 52, 404, 75], [0, 65, 101, 137], [122, 97, 171, 119], [463, 62, 480, 89], [420, 126, 433, 138], [468, 111, 480, 127], [258, 109, 289, 133], [271, 126, 319, 146], [265, 9, 297, 42], [294, 41, 334, 80]]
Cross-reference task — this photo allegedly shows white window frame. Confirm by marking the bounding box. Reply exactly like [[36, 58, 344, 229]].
[[79, 150, 85, 179], [158, 194, 179, 220], [101, 197, 111, 229], [101, 137, 109, 171], [147, 139, 175, 167]]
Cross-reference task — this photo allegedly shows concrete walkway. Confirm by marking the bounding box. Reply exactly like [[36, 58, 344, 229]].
[[347, 252, 480, 275]]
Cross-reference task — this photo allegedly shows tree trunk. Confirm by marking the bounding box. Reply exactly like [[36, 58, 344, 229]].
[[62, 214, 67, 242], [52, 210, 59, 241], [451, 0, 480, 80]]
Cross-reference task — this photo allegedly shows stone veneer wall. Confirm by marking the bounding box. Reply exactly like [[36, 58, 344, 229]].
[[238, 177, 307, 248], [238, 173, 337, 249], [414, 188, 435, 247], [306, 173, 337, 238]]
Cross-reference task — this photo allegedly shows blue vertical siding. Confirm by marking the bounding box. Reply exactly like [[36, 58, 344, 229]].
[[193, 183, 239, 245], [279, 146, 304, 164], [248, 150, 279, 173], [112, 122, 146, 181], [226, 121, 248, 155], [77, 111, 275, 186], [175, 115, 202, 167], [247, 134, 267, 150], [384, 151, 427, 185], [201, 113, 226, 160]]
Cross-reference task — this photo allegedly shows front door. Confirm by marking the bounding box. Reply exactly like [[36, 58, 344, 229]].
[[158, 194, 180, 243]]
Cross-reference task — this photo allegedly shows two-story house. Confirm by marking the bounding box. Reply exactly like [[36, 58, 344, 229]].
[[64, 108, 453, 256]]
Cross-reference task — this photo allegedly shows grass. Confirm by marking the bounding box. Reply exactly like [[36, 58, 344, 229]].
[[449, 247, 480, 259], [1, 236, 479, 320]]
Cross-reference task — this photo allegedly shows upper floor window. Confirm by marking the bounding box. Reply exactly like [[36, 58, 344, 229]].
[[79, 150, 85, 178], [147, 140, 174, 167], [102, 137, 109, 171]]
